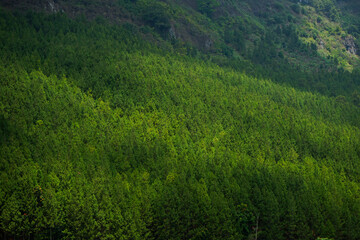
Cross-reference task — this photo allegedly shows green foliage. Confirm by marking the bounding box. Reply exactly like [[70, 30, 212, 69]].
[[224, 24, 246, 52], [0, 6, 360, 240], [291, 4, 301, 14], [197, 0, 219, 18], [308, 0, 340, 20], [139, 0, 171, 34]]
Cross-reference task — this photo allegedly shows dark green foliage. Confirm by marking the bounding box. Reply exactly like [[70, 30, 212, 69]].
[[220, 43, 233, 57], [291, 4, 301, 14], [197, 0, 219, 18], [224, 25, 246, 52], [139, 0, 171, 34], [0, 6, 360, 240]]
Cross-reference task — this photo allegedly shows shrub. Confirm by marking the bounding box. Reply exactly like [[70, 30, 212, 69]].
[[140, 0, 171, 33]]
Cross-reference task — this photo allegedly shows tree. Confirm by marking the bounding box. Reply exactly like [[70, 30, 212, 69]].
[[197, 0, 219, 18]]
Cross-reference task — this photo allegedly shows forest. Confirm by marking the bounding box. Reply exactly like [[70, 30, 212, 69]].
[[1, 0, 360, 239]]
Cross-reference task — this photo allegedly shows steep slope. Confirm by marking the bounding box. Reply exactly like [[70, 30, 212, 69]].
[[0, 0, 360, 240], [2, 0, 360, 68], [2, 0, 360, 99], [1, 2, 360, 240]]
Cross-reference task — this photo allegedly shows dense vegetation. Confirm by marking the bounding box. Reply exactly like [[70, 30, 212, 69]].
[[1, 1, 360, 239]]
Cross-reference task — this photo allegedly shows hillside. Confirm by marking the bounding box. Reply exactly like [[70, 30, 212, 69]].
[[3, 0, 360, 98], [1, 1, 360, 240], [2, 0, 360, 67]]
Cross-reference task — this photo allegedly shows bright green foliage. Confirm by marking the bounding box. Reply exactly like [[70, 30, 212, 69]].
[[0, 7, 360, 240]]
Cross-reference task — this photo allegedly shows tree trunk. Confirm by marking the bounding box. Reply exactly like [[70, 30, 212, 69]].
[[255, 214, 259, 240]]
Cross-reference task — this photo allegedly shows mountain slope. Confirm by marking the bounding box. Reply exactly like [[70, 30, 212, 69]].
[[3, 0, 360, 99], [2, 0, 360, 68], [0, 2, 360, 240]]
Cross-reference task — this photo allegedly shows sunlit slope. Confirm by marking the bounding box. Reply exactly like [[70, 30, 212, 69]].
[[0, 9, 360, 240]]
